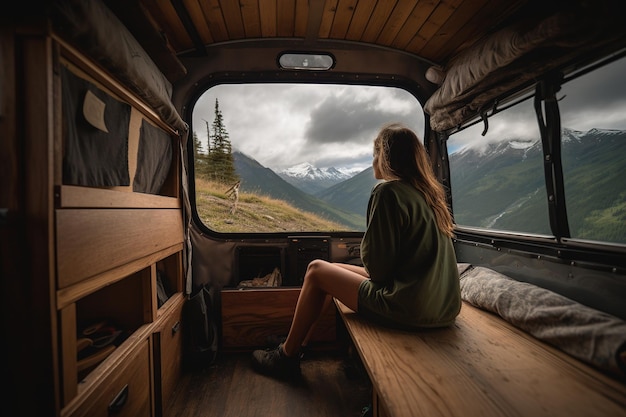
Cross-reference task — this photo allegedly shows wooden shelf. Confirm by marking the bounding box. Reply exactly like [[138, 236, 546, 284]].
[[157, 292, 185, 316], [57, 243, 183, 309], [8, 27, 188, 417], [56, 185, 180, 209]]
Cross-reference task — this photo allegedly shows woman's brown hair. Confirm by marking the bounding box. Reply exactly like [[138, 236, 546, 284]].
[[374, 122, 455, 237]]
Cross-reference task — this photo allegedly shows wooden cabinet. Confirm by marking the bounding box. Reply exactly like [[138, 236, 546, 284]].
[[61, 336, 153, 417], [1, 24, 186, 417], [153, 294, 185, 415], [53, 44, 185, 416], [221, 288, 336, 350]]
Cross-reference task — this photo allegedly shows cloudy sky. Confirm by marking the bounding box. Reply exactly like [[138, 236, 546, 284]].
[[448, 55, 626, 152], [192, 83, 424, 172], [191, 55, 625, 172]]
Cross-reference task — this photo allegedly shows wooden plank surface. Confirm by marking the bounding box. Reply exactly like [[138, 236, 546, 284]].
[[57, 185, 180, 208], [56, 208, 183, 288], [164, 351, 372, 417], [335, 300, 626, 417]]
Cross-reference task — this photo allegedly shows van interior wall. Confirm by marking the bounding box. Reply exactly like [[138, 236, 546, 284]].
[[189, 225, 238, 292], [454, 241, 626, 322]]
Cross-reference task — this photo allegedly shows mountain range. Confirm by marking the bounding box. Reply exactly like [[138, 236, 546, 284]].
[[450, 127, 626, 241], [232, 127, 626, 241], [278, 162, 358, 194], [233, 152, 367, 230]]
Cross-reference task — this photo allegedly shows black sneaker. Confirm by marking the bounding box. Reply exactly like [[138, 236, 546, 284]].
[[265, 335, 310, 360], [251, 344, 301, 380]]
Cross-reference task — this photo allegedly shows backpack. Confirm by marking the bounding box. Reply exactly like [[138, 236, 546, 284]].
[[183, 285, 218, 369]]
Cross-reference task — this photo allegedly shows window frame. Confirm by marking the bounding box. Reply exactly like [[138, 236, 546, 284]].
[[185, 74, 427, 240], [447, 53, 626, 267]]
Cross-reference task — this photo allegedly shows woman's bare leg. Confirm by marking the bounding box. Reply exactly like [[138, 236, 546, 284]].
[[300, 263, 367, 346], [282, 259, 368, 356], [301, 295, 332, 347], [336, 263, 369, 276]]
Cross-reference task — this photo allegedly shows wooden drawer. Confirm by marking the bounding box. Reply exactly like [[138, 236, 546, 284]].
[[154, 294, 184, 412], [63, 338, 152, 417], [56, 208, 183, 288]]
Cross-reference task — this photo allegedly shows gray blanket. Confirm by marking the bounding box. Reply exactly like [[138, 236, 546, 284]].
[[51, 0, 187, 134], [458, 264, 626, 380]]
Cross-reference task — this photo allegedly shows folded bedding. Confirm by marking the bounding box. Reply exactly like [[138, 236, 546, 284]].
[[458, 263, 626, 380]]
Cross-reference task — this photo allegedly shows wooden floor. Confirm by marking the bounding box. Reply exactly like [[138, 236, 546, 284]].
[[164, 350, 372, 417]]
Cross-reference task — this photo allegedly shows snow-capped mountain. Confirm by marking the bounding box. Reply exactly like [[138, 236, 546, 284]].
[[449, 127, 626, 235], [278, 162, 359, 194], [231, 127, 625, 236], [561, 127, 623, 144]]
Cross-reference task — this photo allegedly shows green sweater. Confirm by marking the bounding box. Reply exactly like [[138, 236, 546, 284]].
[[358, 180, 461, 328]]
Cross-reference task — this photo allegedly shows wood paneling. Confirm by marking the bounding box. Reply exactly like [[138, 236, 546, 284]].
[[374, 0, 417, 46], [259, 0, 278, 37], [221, 288, 336, 349], [277, 0, 296, 37], [57, 186, 180, 209], [141, 0, 529, 67], [56, 209, 183, 288], [143, 0, 193, 50], [293, 0, 309, 38], [240, 0, 262, 38]]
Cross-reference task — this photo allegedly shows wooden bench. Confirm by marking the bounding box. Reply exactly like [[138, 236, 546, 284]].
[[335, 299, 626, 417]]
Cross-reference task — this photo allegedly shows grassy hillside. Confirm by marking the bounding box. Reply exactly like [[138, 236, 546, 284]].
[[233, 151, 365, 230], [194, 178, 349, 233]]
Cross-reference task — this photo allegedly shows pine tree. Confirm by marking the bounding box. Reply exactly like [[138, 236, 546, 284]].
[[193, 131, 203, 156], [192, 131, 210, 179], [206, 99, 238, 185]]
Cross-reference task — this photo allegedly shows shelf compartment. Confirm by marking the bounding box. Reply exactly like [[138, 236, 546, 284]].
[[156, 251, 183, 308], [59, 268, 154, 405], [57, 243, 182, 309]]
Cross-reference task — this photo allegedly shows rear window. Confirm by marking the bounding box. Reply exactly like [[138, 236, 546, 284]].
[[191, 83, 424, 234]]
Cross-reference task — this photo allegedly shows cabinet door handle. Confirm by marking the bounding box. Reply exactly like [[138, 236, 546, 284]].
[[172, 321, 181, 335], [108, 384, 129, 414]]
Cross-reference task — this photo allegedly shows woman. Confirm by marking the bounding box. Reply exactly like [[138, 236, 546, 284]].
[[252, 122, 461, 379]]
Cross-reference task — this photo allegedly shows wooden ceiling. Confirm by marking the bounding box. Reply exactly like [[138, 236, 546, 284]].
[[131, 0, 530, 67]]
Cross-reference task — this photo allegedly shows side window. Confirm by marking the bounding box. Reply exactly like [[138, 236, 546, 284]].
[[191, 83, 424, 234], [448, 54, 626, 245], [559, 55, 626, 245], [448, 96, 551, 235]]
